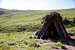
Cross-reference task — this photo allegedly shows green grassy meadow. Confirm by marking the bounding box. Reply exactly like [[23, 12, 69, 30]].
[[0, 8, 75, 50]]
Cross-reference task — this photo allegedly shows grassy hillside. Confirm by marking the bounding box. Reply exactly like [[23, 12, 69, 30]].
[[0, 8, 75, 32], [0, 8, 75, 50]]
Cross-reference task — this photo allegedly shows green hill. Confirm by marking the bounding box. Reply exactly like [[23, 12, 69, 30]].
[[0, 8, 75, 32], [0, 8, 75, 50]]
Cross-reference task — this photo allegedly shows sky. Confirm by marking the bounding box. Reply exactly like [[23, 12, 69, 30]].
[[0, 0, 75, 10]]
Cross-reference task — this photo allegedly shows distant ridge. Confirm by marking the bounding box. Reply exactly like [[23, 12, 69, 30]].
[[0, 8, 8, 11], [0, 8, 75, 11], [0, 8, 75, 16]]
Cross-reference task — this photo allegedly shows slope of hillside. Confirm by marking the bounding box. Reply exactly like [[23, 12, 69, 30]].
[[0, 8, 75, 50], [0, 8, 75, 32]]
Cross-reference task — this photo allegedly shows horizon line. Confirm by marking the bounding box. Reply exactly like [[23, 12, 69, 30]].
[[0, 7, 75, 10]]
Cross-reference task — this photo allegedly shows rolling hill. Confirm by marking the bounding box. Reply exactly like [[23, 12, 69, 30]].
[[0, 8, 75, 32], [0, 8, 75, 50]]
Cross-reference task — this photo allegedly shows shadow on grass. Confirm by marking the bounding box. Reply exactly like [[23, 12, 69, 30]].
[[50, 33, 75, 49], [60, 33, 75, 46]]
